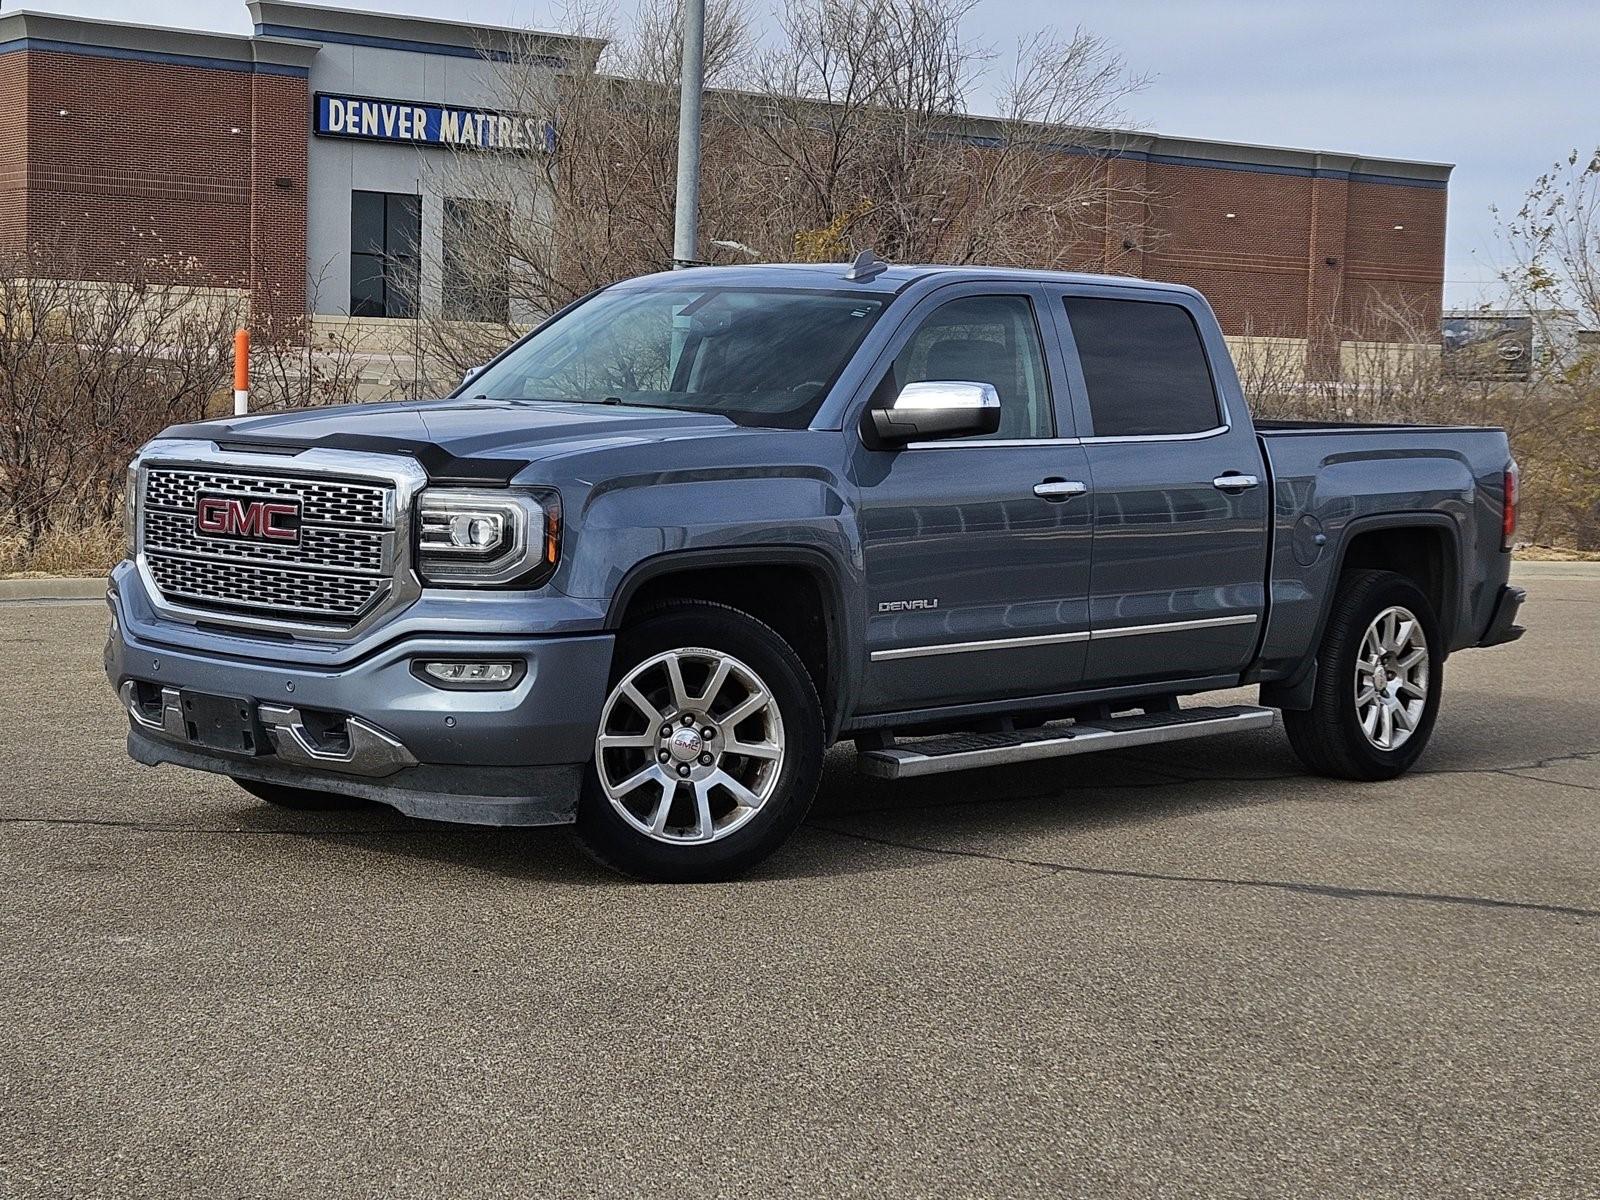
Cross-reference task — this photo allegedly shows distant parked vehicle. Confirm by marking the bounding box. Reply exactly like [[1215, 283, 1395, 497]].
[[109, 261, 1525, 880]]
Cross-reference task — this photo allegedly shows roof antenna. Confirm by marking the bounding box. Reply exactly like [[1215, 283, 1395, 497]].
[[844, 248, 889, 283]]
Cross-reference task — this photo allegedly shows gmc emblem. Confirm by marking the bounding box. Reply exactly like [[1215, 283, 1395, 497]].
[[195, 494, 302, 543]]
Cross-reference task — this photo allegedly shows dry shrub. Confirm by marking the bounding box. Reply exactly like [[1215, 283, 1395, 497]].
[[0, 252, 385, 576], [0, 249, 241, 554], [1239, 309, 1600, 551], [0, 518, 122, 578]]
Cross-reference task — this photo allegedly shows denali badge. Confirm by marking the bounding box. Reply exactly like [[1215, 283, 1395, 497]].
[[195, 494, 302, 543], [878, 598, 939, 612]]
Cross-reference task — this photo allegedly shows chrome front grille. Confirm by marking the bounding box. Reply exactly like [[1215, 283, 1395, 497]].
[[139, 466, 398, 627], [143, 469, 390, 526], [142, 509, 388, 573], [145, 555, 387, 618]]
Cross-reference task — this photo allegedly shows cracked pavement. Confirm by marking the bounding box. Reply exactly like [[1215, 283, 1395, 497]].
[[1, 563, 1597, 1198]]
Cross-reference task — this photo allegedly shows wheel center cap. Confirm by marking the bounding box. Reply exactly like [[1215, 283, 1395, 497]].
[[669, 728, 704, 762]]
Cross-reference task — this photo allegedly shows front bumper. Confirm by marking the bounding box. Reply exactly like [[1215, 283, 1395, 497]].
[[106, 580, 615, 826], [1477, 584, 1527, 647]]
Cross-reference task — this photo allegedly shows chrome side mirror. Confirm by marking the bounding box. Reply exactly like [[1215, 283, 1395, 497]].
[[870, 380, 1001, 443], [460, 365, 485, 391]]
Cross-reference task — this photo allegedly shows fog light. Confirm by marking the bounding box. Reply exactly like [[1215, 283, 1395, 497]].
[[416, 659, 515, 684], [409, 662, 521, 691]]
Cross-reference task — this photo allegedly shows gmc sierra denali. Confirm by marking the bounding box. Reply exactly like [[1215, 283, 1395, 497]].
[[107, 261, 1526, 880]]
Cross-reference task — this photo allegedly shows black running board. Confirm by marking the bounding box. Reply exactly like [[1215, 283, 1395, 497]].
[[855, 705, 1275, 780]]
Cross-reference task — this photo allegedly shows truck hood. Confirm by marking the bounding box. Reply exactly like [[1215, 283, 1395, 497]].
[[159, 397, 743, 478]]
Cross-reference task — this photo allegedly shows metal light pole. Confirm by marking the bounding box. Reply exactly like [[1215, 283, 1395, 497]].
[[672, 0, 705, 268]]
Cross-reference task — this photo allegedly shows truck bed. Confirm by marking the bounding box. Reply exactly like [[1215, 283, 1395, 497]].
[[1250, 419, 1514, 679]]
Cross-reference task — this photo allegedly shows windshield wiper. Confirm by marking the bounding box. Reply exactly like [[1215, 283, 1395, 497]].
[[594, 396, 689, 412], [505, 394, 685, 413]]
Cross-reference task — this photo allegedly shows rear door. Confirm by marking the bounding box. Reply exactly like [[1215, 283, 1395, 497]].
[[852, 283, 1094, 712], [1047, 285, 1270, 687]]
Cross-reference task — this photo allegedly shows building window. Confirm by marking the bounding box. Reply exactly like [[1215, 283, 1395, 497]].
[[350, 191, 420, 318], [442, 198, 511, 323]]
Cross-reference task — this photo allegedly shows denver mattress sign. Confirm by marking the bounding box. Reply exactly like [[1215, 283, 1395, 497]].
[[314, 92, 555, 153]]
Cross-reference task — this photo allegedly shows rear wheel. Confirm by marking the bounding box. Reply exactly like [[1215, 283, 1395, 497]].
[[576, 601, 824, 882], [1283, 569, 1442, 780], [235, 778, 366, 811]]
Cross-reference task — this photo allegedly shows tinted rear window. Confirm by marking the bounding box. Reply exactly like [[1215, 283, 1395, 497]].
[[1064, 297, 1220, 437]]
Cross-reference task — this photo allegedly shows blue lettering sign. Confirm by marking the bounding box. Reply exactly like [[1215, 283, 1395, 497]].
[[314, 92, 554, 153]]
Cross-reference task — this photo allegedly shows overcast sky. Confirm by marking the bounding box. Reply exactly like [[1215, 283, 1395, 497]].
[[12, 0, 1599, 305]]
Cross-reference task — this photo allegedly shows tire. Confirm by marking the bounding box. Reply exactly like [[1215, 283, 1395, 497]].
[[575, 601, 825, 882], [1283, 569, 1443, 781], [235, 778, 366, 811]]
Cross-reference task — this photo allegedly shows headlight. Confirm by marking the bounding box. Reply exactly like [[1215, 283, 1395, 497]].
[[415, 488, 559, 586]]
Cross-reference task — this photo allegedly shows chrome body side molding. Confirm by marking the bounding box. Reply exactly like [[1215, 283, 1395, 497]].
[[871, 613, 1258, 662]]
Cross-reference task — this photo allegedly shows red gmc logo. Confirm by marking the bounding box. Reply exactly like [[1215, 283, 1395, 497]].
[[195, 494, 302, 543]]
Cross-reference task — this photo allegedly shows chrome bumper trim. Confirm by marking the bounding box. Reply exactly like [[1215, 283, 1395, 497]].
[[257, 704, 418, 777], [119, 682, 417, 779], [119, 681, 186, 739]]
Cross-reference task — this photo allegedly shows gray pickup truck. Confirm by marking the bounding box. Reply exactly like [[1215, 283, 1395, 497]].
[[108, 262, 1525, 880]]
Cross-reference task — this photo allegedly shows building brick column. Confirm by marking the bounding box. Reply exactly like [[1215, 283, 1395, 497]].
[[0, 50, 29, 256], [248, 70, 309, 336], [1306, 171, 1350, 379], [1102, 154, 1150, 276]]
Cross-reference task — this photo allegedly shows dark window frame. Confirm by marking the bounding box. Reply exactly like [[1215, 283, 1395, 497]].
[[349, 190, 421, 319], [442, 197, 511, 324], [1061, 295, 1224, 439]]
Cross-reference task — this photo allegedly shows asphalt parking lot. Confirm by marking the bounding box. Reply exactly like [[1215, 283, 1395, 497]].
[[1, 563, 1596, 1198]]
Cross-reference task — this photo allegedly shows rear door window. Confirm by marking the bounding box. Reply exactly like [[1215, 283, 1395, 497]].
[[1063, 297, 1220, 437]]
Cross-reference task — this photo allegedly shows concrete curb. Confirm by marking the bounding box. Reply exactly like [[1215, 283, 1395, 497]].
[[0, 577, 108, 602]]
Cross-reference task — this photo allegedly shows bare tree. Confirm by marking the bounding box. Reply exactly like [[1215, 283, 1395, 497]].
[[248, 260, 380, 411], [0, 249, 240, 557], [1486, 149, 1600, 547], [1241, 291, 1600, 551], [411, 0, 1146, 377], [736, 0, 1146, 267], [408, 0, 752, 377], [1493, 147, 1600, 333]]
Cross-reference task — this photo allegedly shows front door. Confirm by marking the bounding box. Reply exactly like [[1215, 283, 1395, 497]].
[[1049, 287, 1270, 687], [853, 286, 1094, 712]]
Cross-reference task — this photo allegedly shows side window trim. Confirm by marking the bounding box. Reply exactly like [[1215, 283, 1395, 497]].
[[1050, 286, 1233, 443], [867, 285, 1064, 448]]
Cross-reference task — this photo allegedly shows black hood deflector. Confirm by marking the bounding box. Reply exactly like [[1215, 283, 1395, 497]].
[[162, 426, 525, 487]]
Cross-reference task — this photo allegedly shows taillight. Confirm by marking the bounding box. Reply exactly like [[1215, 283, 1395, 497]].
[[1502, 461, 1519, 551]]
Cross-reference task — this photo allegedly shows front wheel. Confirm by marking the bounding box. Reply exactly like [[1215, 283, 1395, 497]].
[[1283, 569, 1443, 780], [575, 601, 824, 882]]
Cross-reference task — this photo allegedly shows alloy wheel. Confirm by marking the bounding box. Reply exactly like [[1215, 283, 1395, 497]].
[[1354, 605, 1430, 751], [595, 647, 786, 844]]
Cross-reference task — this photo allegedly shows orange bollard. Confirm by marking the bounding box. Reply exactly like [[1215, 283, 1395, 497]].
[[233, 328, 250, 415]]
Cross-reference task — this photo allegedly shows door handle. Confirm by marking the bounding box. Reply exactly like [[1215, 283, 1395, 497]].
[[1034, 479, 1088, 501], [1212, 473, 1260, 492]]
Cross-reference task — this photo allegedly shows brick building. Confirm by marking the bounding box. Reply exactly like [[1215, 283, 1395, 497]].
[[0, 1, 1450, 374]]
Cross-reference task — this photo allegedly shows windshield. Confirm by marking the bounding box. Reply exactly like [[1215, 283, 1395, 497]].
[[464, 285, 889, 428]]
